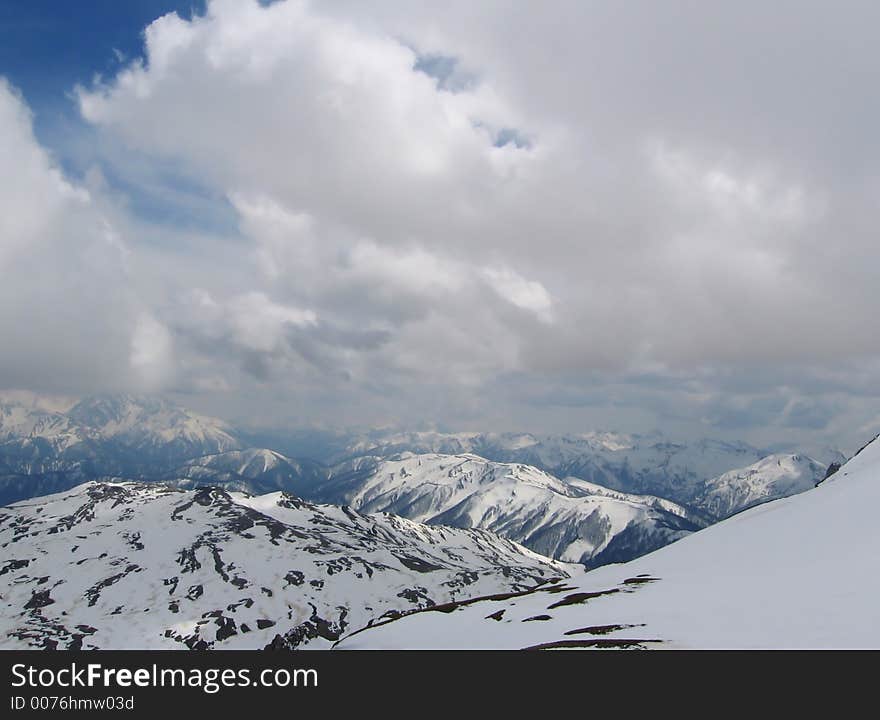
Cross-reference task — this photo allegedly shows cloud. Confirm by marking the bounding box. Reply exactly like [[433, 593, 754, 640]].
[[482, 267, 554, 322], [226, 292, 317, 353], [3, 0, 880, 447], [77, 0, 530, 245], [82, 0, 867, 372], [0, 79, 143, 394], [129, 312, 174, 389]]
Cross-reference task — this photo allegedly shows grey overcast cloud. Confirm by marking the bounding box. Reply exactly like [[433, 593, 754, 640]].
[[2, 0, 879, 450]]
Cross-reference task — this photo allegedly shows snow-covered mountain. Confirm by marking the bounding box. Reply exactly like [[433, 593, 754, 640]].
[[337, 435, 880, 649], [169, 448, 328, 498], [0, 401, 77, 445], [0, 399, 91, 457], [1, 393, 842, 519], [1, 394, 237, 457], [693, 453, 826, 519], [0, 394, 243, 504], [338, 430, 842, 517], [0, 481, 566, 650], [65, 395, 240, 461], [171, 444, 834, 527], [308, 452, 706, 567], [0, 392, 844, 571]]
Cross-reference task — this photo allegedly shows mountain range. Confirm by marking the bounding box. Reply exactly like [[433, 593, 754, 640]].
[[0, 393, 837, 567], [0, 391, 869, 649], [307, 452, 705, 567], [0, 394, 238, 503], [333, 429, 841, 508], [0, 481, 566, 649], [338, 435, 880, 649]]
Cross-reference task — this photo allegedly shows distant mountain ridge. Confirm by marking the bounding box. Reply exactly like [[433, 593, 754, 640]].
[[0, 394, 241, 504], [303, 452, 706, 567], [0, 393, 840, 566], [67, 395, 239, 455], [334, 429, 841, 507]]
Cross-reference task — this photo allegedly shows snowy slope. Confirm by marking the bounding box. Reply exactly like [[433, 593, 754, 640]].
[[0, 394, 239, 465], [66, 395, 240, 459], [0, 402, 80, 446], [343, 431, 773, 500], [2, 394, 842, 521], [342, 430, 841, 515], [694, 453, 826, 519], [314, 453, 705, 567], [0, 401, 95, 463], [338, 436, 880, 649], [0, 482, 565, 650], [0, 399, 102, 505], [169, 448, 328, 497], [0, 395, 243, 504]]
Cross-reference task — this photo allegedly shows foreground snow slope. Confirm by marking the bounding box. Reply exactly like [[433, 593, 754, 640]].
[[0, 482, 565, 650], [337, 436, 880, 649]]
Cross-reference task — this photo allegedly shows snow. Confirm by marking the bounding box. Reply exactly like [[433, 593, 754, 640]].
[[0, 481, 566, 650], [0, 402, 79, 442], [695, 453, 825, 518], [1, 392, 865, 650], [336, 431, 836, 520], [66, 395, 239, 451], [2, 394, 840, 526], [338, 430, 791, 505], [0, 394, 239, 462], [337, 436, 880, 649], [333, 453, 702, 566]]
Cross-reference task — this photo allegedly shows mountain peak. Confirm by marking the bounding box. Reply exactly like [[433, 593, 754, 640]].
[[66, 393, 238, 449]]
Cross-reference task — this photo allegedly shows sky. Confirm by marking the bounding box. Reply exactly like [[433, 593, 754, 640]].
[[1, 0, 879, 451]]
